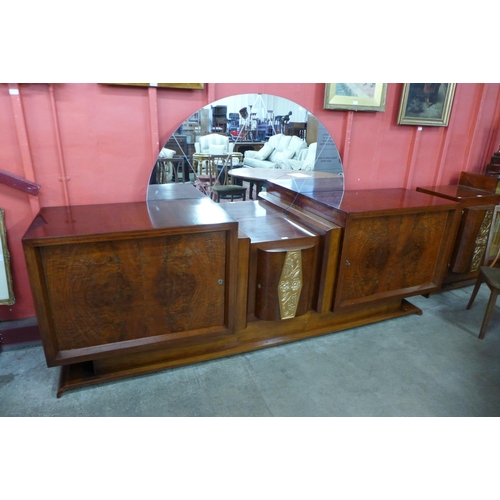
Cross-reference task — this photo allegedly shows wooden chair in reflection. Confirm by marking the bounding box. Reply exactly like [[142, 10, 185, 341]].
[[155, 148, 190, 183], [466, 244, 500, 339], [209, 154, 247, 202], [211, 184, 247, 202]]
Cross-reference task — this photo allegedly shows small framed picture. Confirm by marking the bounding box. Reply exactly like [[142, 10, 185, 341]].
[[324, 83, 388, 112], [397, 83, 456, 127], [103, 83, 204, 89]]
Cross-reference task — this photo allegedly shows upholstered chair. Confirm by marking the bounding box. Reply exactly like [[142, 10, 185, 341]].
[[195, 134, 235, 155]]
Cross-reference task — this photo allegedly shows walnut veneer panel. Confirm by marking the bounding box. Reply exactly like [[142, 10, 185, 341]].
[[263, 183, 460, 311], [335, 210, 453, 310], [23, 194, 239, 367], [41, 232, 227, 352], [416, 184, 500, 286]]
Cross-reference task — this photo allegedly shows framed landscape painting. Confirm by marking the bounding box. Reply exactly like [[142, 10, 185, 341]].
[[397, 83, 456, 126], [324, 83, 387, 111]]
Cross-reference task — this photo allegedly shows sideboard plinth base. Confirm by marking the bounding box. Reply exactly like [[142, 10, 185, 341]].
[[56, 299, 422, 397]]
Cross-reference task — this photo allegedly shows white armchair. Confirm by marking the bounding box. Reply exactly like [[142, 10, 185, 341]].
[[194, 134, 239, 180], [195, 133, 235, 155]]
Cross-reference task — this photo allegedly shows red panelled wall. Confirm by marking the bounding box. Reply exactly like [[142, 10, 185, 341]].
[[1, 82, 500, 322]]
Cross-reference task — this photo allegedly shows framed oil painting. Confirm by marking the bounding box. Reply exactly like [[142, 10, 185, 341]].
[[397, 83, 456, 126], [0, 208, 15, 305], [324, 83, 387, 111]]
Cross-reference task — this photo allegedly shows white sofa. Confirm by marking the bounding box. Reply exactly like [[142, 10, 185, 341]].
[[243, 134, 316, 170]]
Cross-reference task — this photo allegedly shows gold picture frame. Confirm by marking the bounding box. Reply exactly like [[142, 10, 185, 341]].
[[324, 83, 387, 111], [104, 83, 204, 89], [0, 208, 15, 305], [397, 83, 456, 127]]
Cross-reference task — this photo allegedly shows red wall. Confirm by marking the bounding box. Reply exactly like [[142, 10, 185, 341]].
[[1, 82, 500, 322]]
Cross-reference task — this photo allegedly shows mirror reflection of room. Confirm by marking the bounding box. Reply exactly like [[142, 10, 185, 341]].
[[149, 93, 343, 200]]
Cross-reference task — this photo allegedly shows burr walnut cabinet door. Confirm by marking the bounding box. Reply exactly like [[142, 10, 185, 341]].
[[39, 231, 229, 363], [334, 210, 454, 311]]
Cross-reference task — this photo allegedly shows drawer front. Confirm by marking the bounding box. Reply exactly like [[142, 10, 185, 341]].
[[255, 244, 317, 321]]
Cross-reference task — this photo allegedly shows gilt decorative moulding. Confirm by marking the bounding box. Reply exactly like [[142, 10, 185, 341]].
[[278, 250, 303, 320]]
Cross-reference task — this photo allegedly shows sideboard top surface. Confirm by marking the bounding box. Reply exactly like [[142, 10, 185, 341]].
[[220, 201, 318, 244], [23, 197, 236, 243], [267, 183, 459, 219], [266, 174, 345, 195], [323, 188, 459, 214], [416, 184, 500, 203]]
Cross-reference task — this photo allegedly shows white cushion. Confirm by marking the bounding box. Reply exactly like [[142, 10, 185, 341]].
[[199, 134, 229, 153], [255, 142, 275, 160], [288, 136, 307, 157], [284, 159, 303, 170], [209, 144, 226, 154], [268, 134, 282, 149], [159, 148, 175, 159], [243, 157, 275, 169], [302, 143, 317, 170], [271, 150, 295, 162], [296, 148, 309, 162], [276, 134, 292, 151]]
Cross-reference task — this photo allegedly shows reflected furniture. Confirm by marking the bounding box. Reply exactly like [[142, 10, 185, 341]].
[[164, 134, 193, 162], [284, 121, 307, 140], [23, 176, 462, 397], [210, 184, 247, 202], [146, 183, 207, 201], [228, 167, 281, 199], [231, 141, 266, 155], [193, 153, 243, 191], [193, 133, 238, 184], [154, 156, 188, 183], [228, 167, 330, 200], [195, 133, 235, 156], [243, 134, 309, 169]]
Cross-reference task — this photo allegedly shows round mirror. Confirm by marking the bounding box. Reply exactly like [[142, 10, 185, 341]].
[[147, 93, 344, 204]]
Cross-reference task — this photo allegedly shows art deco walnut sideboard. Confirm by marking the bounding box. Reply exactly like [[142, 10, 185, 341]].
[[23, 173, 462, 396]]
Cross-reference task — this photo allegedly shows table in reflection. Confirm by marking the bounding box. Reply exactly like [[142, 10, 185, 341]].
[[228, 167, 336, 200]]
